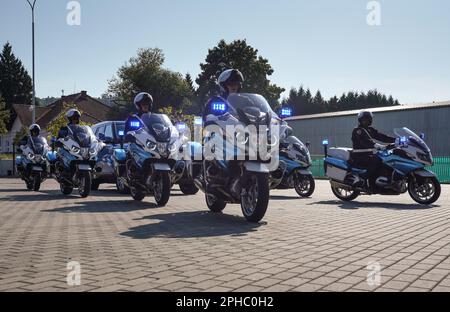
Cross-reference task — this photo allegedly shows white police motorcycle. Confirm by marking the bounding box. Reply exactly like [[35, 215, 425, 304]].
[[16, 136, 56, 191], [188, 93, 280, 223], [324, 128, 440, 205], [54, 125, 103, 197], [122, 113, 182, 206]]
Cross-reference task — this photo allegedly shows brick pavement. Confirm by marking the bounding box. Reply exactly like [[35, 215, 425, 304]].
[[0, 178, 449, 292]]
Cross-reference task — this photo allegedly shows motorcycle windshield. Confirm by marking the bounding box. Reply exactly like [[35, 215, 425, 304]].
[[68, 125, 96, 148], [140, 113, 174, 142], [227, 93, 276, 122], [29, 136, 48, 155], [394, 127, 430, 152]]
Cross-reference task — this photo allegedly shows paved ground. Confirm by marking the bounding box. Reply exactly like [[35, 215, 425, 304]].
[[0, 178, 449, 292]]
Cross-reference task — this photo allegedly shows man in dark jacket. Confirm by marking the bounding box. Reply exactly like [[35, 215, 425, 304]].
[[352, 111, 396, 189], [124, 92, 153, 136]]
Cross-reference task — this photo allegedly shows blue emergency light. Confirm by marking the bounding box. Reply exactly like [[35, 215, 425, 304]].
[[280, 107, 293, 118], [211, 102, 227, 113], [322, 139, 329, 146], [118, 130, 125, 137], [130, 121, 141, 129]]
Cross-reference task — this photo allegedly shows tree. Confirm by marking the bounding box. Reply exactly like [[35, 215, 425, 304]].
[[0, 42, 32, 128], [46, 102, 91, 139], [195, 39, 285, 107], [0, 97, 10, 134], [107, 48, 194, 119]]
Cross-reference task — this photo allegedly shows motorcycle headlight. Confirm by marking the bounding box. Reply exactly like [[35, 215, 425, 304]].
[[169, 142, 178, 153], [27, 153, 35, 160], [71, 146, 80, 154], [146, 140, 157, 151]]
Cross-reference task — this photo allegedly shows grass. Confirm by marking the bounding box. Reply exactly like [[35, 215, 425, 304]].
[[0, 154, 14, 160]]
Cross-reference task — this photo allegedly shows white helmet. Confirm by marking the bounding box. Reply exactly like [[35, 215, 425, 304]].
[[29, 124, 41, 134], [133, 92, 153, 111], [218, 69, 244, 94], [66, 108, 81, 121]]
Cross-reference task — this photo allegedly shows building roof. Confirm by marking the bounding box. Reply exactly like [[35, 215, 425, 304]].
[[284, 100, 450, 121], [12, 91, 114, 129]]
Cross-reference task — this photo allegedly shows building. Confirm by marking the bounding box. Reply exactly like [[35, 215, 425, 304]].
[[0, 91, 114, 153], [284, 101, 450, 156]]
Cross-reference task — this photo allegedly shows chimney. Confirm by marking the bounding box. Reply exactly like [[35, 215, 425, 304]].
[[80, 90, 87, 98]]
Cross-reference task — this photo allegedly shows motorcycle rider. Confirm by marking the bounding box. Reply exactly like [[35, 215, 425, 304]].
[[19, 124, 42, 146], [203, 69, 244, 119], [57, 109, 82, 139], [124, 92, 153, 135], [351, 111, 396, 189]]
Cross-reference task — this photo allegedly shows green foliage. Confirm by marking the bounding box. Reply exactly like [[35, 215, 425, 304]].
[[0, 96, 10, 134], [282, 86, 400, 116], [195, 39, 285, 108], [13, 126, 28, 146], [0, 42, 32, 128], [46, 102, 91, 140], [107, 48, 194, 119]]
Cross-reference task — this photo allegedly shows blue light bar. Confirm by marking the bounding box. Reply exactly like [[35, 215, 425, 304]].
[[281, 107, 293, 117], [322, 139, 329, 146], [176, 122, 186, 131], [118, 130, 125, 137], [194, 117, 203, 126], [211, 102, 227, 113], [130, 121, 141, 129], [400, 136, 408, 144]]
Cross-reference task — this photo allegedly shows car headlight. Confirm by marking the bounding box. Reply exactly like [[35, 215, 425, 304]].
[[146, 140, 157, 150]]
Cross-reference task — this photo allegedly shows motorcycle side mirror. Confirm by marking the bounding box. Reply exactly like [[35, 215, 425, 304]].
[[420, 133, 425, 140], [306, 141, 311, 148]]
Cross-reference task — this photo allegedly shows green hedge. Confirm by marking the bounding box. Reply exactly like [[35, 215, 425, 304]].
[[310, 156, 450, 184]]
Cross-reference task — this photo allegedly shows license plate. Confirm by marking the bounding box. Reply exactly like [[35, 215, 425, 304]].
[[77, 164, 92, 171], [153, 163, 171, 171]]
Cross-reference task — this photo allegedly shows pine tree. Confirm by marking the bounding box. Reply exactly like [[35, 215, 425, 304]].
[[0, 42, 32, 129]]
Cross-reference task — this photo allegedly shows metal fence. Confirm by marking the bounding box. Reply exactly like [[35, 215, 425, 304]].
[[310, 156, 450, 184]]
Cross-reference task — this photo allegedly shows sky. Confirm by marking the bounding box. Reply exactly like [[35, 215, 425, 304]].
[[1, 0, 450, 104]]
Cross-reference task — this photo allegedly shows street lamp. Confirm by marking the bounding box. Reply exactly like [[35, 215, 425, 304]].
[[26, 0, 37, 124]]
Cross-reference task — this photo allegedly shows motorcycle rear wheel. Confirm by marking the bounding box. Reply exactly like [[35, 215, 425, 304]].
[[331, 184, 360, 201]]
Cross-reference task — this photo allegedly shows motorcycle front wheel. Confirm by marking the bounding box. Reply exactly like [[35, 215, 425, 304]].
[[78, 171, 92, 198], [153, 171, 171, 206], [240, 172, 270, 223], [294, 173, 315, 197], [179, 183, 199, 195], [408, 177, 440, 205], [32, 173, 41, 192], [60, 183, 73, 195]]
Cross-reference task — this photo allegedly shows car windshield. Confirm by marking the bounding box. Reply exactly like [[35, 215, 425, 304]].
[[140, 113, 174, 142], [68, 125, 96, 148], [227, 93, 275, 119], [394, 127, 430, 152], [29, 136, 48, 154]]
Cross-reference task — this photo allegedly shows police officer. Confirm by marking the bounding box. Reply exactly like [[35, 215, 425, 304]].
[[217, 69, 244, 99], [352, 111, 396, 189], [124, 92, 153, 135], [57, 109, 82, 139]]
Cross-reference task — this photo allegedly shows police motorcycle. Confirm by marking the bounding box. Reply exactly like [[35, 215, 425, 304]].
[[187, 93, 280, 223], [269, 108, 315, 197], [54, 125, 103, 197], [121, 113, 182, 206], [16, 136, 56, 191], [323, 127, 440, 205], [171, 122, 200, 195]]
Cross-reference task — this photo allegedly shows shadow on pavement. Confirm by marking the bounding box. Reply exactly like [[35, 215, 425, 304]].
[[270, 195, 308, 200], [121, 211, 264, 239], [41, 199, 159, 213], [309, 200, 439, 210]]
